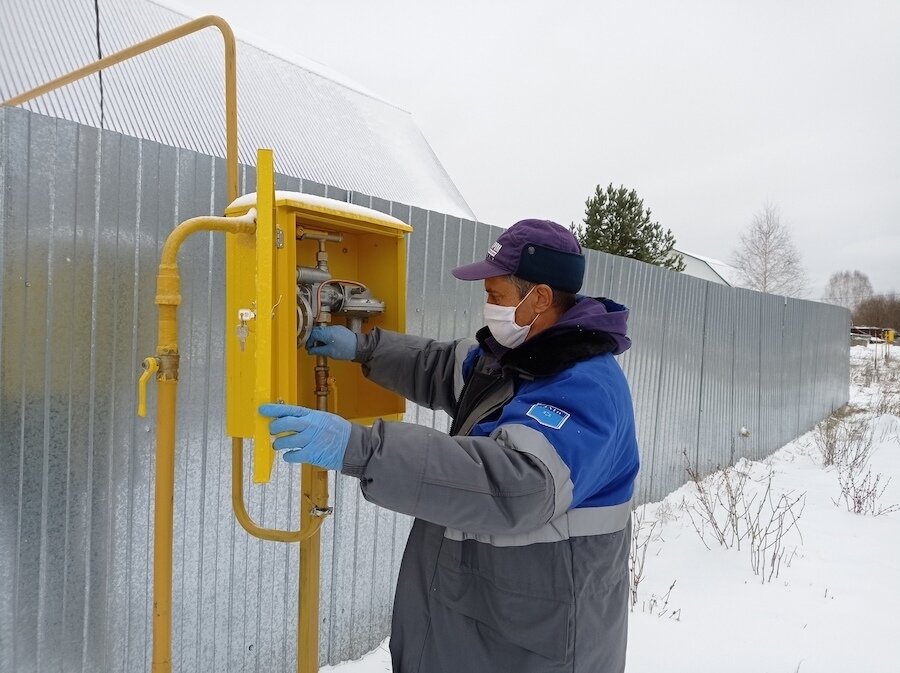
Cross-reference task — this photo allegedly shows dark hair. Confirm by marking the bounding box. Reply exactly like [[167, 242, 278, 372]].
[[507, 275, 578, 312]]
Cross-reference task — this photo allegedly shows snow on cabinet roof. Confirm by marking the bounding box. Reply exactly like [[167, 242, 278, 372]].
[[1, 0, 476, 220], [228, 191, 411, 231]]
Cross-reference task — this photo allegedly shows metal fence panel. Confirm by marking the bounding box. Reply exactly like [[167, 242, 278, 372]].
[[647, 273, 707, 502], [605, 257, 668, 501], [697, 283, 738, 473], [0, 107, 850, 670], [729, 288, 762, 462], [781, 298, 804, 443], [758, 294, 785, 460]]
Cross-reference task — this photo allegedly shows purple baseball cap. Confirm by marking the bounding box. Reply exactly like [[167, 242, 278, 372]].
[[452, 219, 585, 293]]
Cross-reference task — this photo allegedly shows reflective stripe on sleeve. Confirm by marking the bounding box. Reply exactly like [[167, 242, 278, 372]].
[[490, 423, 573, 519]]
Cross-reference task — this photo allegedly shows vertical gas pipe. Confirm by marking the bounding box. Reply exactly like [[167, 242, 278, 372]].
[[298, 232, 341, 673], [144, 211, 256, 673]]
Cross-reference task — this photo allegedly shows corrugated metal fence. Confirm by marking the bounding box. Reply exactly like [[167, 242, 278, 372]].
[[0, 108, 850, 672]]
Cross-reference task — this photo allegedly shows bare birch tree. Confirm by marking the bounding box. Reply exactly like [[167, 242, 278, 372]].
[[731, 205, 807, 297], [824, 270, 873, 311]]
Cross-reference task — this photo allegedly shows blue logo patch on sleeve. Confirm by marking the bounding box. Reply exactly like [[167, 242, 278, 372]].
[[526, 403, 570, 430]]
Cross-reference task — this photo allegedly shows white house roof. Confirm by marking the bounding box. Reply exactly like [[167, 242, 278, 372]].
[[676, 249, 746, 287], [0, 0, 476, 220]]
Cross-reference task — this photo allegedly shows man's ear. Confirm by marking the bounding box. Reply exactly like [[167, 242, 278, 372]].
[[533, 284, 554, 312]]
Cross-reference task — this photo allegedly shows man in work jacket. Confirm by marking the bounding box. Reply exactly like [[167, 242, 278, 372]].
[[260, 218, 640, 673]]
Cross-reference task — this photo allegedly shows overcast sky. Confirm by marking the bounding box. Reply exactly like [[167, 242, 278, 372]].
[[177, 0, 899, 298]]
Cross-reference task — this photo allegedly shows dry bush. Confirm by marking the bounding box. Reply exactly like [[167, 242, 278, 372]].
[[873, 391, 900, 418], [853, 360, 875, 388], [835, 466, 898, 517], [854, 344, 900, 391], [684, 454, 752, 551], [833, 404, 866, 419], [629, 505, 659, 611], [629, 505, 681, 618], [815, 411, 899, 516], [642, 580, 681, 621], [683, 455, 806, 583], [654, 498, 677, 523], [829, 420, 899, 516], [814, 417, 842, 467], [743, 472, 806, 582], [814, 411, 867, 467]]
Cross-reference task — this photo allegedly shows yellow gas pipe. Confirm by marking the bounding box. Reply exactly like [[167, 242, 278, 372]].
[[150, 212, 257, 673], [148, 211, 329, 673], [231, 437, 325, 544]]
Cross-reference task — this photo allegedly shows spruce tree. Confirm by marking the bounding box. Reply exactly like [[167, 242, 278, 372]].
[[572, 183, 685, 272]]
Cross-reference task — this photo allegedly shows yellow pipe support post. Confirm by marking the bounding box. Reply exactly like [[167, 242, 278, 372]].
[[301, 350, 332, 672], [299, 464, 325, 673], [296, 370, 340, 671]]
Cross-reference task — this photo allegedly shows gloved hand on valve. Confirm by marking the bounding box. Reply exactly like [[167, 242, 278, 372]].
[[305, 325, 358, 360], [259, 403, 351, 471]]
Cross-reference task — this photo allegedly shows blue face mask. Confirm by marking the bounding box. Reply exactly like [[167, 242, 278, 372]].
[[482, 288, 537, 348]]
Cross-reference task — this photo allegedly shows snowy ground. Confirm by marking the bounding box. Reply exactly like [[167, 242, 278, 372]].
[[322, 343, 900, 673]]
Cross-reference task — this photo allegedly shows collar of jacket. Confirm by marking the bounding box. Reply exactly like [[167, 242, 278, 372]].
[[475, 302, 619, 379]]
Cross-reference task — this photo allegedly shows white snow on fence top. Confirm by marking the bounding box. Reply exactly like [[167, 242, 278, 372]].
[[228, 191, 409, 229]]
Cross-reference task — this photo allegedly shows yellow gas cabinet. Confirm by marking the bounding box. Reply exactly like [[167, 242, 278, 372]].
[[224, 150, 411, 482]]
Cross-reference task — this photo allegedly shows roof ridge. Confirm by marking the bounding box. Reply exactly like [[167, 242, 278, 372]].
[[147, 0, 412, 114]]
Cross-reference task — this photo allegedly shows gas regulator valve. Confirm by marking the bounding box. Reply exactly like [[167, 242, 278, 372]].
[[296, 267, 385, 346]]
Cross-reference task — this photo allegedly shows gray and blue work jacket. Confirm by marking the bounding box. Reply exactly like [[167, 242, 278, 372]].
[[342, 296, 640, 673]]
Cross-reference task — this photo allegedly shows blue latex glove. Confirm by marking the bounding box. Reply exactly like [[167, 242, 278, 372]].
[[259, 403, 351, 470], [305, 325, 358, 360]]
